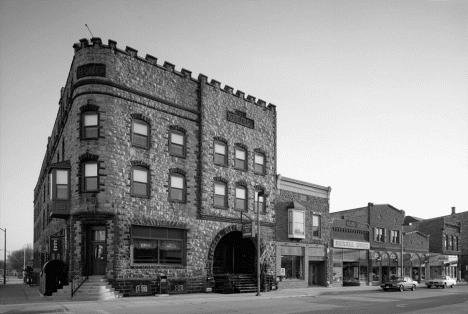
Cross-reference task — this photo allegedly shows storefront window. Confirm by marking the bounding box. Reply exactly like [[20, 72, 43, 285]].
[[281, 255, 303, 279], [333, 263, 342, 284]]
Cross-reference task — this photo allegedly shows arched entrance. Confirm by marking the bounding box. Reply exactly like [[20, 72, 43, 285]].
[[212, 231, 256, 275]]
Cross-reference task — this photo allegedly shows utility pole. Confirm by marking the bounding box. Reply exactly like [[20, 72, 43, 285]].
[[256, 191, 269, 297], [0, 228, 6, 285]]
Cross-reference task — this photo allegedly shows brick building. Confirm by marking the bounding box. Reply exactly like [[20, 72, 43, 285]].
[[274, 176, 332, 288], [330, 203, 408, 285], [330, 218, 370, 286], [404, 207, 463, 280], [33, 38, 277, 295]]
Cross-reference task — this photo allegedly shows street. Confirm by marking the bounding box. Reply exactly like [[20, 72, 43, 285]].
[[0, 285, 467, 314]]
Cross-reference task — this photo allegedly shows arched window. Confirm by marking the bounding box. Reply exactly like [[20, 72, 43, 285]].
[[214, 141, 227, 166], [235, 146, 247, 170], [214, 181, 227, 208], [131, 166, 150, 197], [170, 173, 186, 202], [169, 130, 186, 157], [235, 185, 247, 211], [132, 119, 150, 148], [254, 152, 265, 174]]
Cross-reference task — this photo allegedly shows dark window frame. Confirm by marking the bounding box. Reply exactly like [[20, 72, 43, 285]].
[[235, 185, 247, 211], [214, 181, 227, 209], [81, 111, 99, 140], [81, 162, 99, 192], [169, 173, 186, 202], [132, 119, 150, 149], [169, 130, 186, 157], [255, 191, 266, 214], [131, 225, 186, 265], [49, 168, 70, 200], [131, 166, 150, 198], [254, 152, 266, 175], [312, 214, 321, 237], [214, 141, 228, 166], [234, 146, 247, 171]]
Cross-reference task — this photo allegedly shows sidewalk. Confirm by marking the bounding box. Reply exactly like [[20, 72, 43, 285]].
[[1, 276, 465, 306], [0, 277, 376, 305]]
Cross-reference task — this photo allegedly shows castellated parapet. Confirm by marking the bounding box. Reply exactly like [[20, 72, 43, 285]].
[[33, 38, 278, 294], [72, 38, 276, 111]]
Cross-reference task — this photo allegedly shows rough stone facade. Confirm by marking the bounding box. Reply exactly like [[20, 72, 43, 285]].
[[33, 38, 277, 294]]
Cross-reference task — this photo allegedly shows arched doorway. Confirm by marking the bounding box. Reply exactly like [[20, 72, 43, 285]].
[[212, 231, 256, 275]]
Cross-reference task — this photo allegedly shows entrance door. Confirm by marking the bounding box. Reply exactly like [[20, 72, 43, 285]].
[[308, 262, 318, 285], [212, 231, 255, 275], [87, 225, 106, 275]]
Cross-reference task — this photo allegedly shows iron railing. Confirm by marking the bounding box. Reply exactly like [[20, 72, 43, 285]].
[[71, 264, 88, 297]]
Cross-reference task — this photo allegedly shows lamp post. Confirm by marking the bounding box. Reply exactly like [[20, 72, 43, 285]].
[[256, 190, 269, 297], [0, 228, 5, 285]]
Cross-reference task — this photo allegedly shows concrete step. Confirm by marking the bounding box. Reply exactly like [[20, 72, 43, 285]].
[[51, 277, 123, 300]]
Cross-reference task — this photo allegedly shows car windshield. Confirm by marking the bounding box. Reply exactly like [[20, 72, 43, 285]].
[[390, 277, 404, 281]]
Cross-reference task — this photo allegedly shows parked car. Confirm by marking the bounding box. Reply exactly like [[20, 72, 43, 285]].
[[425, 276, 456, 289], [380, 276, 418, 292], [342, 278, 360, 286]]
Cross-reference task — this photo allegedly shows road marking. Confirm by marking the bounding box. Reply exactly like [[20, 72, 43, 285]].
[[396, 304, 407, 307]]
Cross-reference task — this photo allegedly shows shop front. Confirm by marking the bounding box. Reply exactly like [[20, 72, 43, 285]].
[[403, 253, 427, 283], [332, 239, 370, 286], [427, 254, 458, 280], [370, 251, 401, 284]]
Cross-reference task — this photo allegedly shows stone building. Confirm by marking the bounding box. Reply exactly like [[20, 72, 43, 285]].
[[404, 207, 463, 280], [275, 176, 332, 288], [33, 38, 277, 295]]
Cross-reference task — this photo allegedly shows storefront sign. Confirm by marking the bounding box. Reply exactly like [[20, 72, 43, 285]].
[[227, 110, 254, 129], [242, 221, 255, 238], [333, 239, 370, 250], [49, 236, 62, 254]]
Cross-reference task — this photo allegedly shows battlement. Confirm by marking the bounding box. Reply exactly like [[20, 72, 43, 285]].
[[73, 38, 276, 111]]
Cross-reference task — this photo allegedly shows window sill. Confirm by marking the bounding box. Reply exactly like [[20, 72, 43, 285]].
[[131, 194, 150, 199], [254, 172, 266, 176], [132, 144, 150, 150], [81, 137, 100, 141], [234, 209, 248, 213], [170, 153, 186, 159], [234, 168, 248, 172], [80, 190, 100, 194], [170, 200, 187, 204], [214, 163, 229, 168], [213, 205, 228, 210]]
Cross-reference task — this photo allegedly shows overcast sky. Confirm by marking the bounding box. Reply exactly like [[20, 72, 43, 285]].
[[1, 0, 467, 253]]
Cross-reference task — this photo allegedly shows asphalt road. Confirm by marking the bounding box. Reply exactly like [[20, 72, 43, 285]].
[[0, 285, 467, 314]]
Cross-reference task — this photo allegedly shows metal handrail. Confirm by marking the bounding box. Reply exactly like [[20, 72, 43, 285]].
[[71, 264, 88, 297]]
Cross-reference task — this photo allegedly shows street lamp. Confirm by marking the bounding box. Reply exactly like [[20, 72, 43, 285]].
[[256, 190, 269, 297], [0, 228, 5, 285]]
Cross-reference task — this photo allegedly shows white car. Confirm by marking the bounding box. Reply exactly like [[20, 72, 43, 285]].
[[425, 275, 456, 289]]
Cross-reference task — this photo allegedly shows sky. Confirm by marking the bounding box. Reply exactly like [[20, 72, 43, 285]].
[[0, 0, 467, 253]]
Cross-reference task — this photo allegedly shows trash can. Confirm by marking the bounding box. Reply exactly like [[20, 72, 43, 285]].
[[204, 276, 215, 293], [39, 260, 67, 296]]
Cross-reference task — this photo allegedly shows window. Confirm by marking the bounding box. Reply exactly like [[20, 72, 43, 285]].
[[82, 163, 98, 191], [131, 226, 185, 265], [374, 227, 384, 242], [255, 192, 266, 214], [132, 167, 149, 197], [214, 181, 227, 208], [312, 214, 321, 237], [235, 147, 247, 170], [254, 152, 265, 174], [235, 186, 247, 211], [214, 141, 227, 166], [281, 255, 303, 279], [132, 119, 150, 148], [169, 131, 185, 157], [170, 174, 185, 202], [445, 234, 450, 250], [82, 112, 99, 139], [288, 209, 305, 239], [49, 168, 70, 200], [390, 230, 400, 244], [455, 237, 458, 251], [447, 235, 452, 250]]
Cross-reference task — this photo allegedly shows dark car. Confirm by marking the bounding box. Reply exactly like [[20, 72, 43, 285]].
[[380, 276, 418, 292]]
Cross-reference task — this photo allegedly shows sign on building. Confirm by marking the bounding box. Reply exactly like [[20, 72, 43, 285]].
[[242, 221, 256, 238]]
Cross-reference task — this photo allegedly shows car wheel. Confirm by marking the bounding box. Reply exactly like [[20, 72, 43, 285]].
[[411, 285, 416, 291], [399, 285, 404, 292], [427, 285, 432, 288], [450, 284, 454, 288], [443, 284, 446, 289]]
